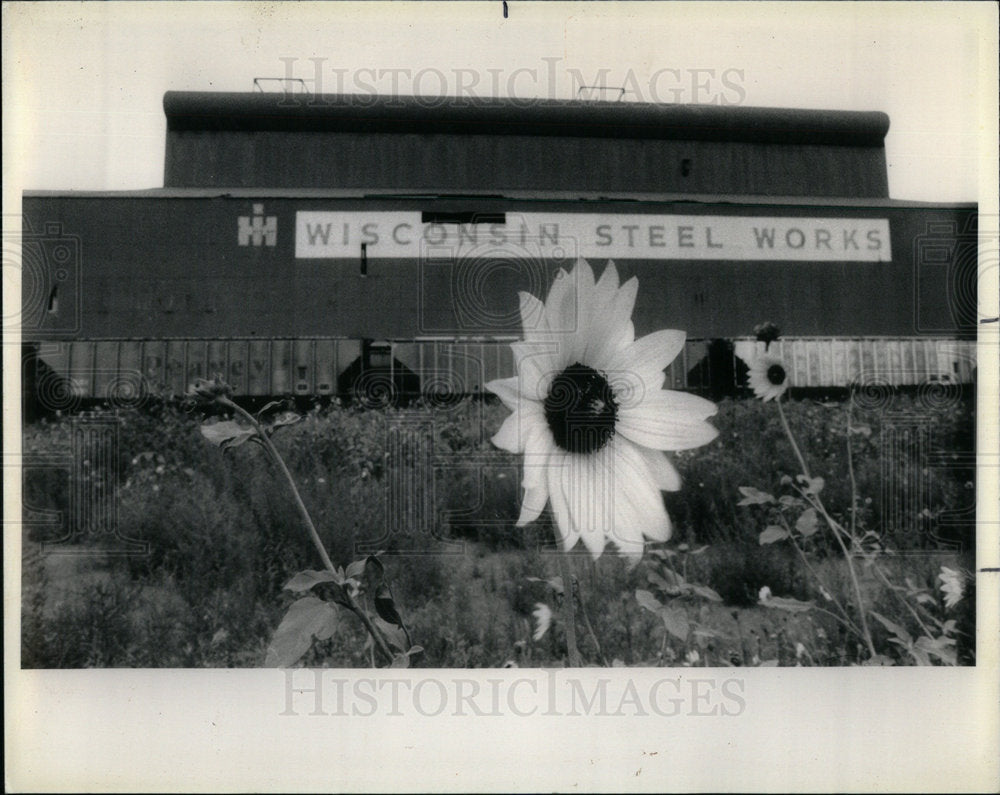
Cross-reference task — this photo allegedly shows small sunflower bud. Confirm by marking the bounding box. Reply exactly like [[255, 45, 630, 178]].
[[753, 321, 782, 348], [187, 374, 233, 404]]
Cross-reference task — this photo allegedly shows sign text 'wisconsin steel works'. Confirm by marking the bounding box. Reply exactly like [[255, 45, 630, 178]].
[[295, 212, 892, 261]]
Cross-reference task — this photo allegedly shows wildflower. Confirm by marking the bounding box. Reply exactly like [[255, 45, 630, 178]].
[[486, 261, 718, 562], [748, 355, 789, 402], [186, 374, 232, 404], [939, 566, 965, 609], [532, 603, 553, 641], [753, 321, 781, 349]]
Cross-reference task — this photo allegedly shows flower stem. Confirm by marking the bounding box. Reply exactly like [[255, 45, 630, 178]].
[[872, 563, 935, 639], [776, 398, 812, 479], [782, 516, 864, 640], [558, 553, 583, 667], [220, 398, 395, 665], [846, 397, 859, 540], [776, 396, 877, 660], [577, 564, 609, 666]]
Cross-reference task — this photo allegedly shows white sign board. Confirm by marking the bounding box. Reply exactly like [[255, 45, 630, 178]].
[[295, 212, 891, 261]]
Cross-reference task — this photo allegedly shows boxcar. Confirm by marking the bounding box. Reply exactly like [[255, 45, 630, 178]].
[[20, 91, 977, 410]]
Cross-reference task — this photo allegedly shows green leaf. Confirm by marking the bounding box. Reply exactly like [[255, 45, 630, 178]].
[[690, 584, 723, 602], [635, 589, 662, 612], [199, 420, 255, 449], [255, 400, 281, 421], [266, 411, 301, 434], [795, 508, 819, 537], [373, 615, 410, 653], [374, 583, 405, 628], [284, 569, 345, 592], [870, 611, 912, 645], [761, 595, 815, 613], [797, 476, 825, 496], [737, 486, 775, 506], [345, 559, 368, 580], [759, 525, 790, 545], [915, 635, 957, 665], [264, 597, 340, 667], [527, 576, 564, 596], [659, 607, 689, 641], [365, 554, 385, 578], [647, 570, 671, 591]]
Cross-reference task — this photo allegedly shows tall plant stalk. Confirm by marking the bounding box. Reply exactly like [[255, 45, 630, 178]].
[[777, 398, 877, 659], [558, 553, 583, 666], [219, 397, 395, 665]]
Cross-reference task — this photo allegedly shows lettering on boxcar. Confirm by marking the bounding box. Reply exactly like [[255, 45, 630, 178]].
[[296, 211, 891, 261]]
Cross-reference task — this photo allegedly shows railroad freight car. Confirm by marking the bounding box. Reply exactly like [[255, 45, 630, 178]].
[[20, 91, 977, 411]]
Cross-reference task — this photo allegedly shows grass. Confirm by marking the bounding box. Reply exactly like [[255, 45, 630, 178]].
[[21, 392, 976, 668]]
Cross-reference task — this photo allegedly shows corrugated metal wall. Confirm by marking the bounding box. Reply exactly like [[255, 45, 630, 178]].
[[164, 131, 889, 198], [22, 195, 977, 342]]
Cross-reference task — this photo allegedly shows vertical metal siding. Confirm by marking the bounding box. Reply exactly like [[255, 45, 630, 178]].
[[166, 130, 889, 198], [141, 340, 166, 391], [271, 340, 291, 394], [315, 339, 336, 394], [38, 336, 978, 400], [228, 340, 248, 395], [293, 340, 313, 394]]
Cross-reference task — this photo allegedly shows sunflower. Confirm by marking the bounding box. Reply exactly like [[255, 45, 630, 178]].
[[485, 260, 718, 563], [748, 355, 790, 402]]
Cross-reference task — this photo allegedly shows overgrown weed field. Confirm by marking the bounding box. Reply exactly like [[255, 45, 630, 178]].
[[21, 394, 976, 668]]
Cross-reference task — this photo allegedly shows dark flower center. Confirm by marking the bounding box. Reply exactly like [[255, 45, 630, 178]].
[[544, 363, 618, 454], [766, 364, 787, 386]]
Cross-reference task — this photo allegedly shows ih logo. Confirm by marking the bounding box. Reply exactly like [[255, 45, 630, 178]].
[[238, 204, 277, 247]]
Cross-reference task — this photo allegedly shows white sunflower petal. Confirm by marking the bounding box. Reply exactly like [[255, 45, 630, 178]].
[[563, 450, 611, 559], [543, 268, 575, 335], [592, 261, 621, 313], [567, 260, 597, 363], [624, 387, 718, 420], [491, 410, 525, 453], [521, 421, 553, 491], [620, 329, 686, 388], [583, 262, 623, 362], [617, 391, 719, 451], [511, 340, 557, 401], [517, 484, 549, 527], [484, 377, 524, 411], [637, 447, 683, 492], [545, 450, 581, 552], [518, 291, 547, 339], [607, 439, 672, 553], [491, 403, 548, 454], [588, 279, 638, 370]]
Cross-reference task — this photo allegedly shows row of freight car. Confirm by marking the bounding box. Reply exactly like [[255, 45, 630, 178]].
[[26, 336, 977, 410]]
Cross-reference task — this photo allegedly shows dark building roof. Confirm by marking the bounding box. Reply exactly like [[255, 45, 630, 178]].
[[163, 91, 891, 198]]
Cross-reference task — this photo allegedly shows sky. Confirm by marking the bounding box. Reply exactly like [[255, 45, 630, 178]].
[[3, 1, 997, 203]]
